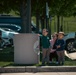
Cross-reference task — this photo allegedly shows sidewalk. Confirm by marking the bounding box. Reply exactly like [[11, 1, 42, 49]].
[[0, 72, 76, 75]]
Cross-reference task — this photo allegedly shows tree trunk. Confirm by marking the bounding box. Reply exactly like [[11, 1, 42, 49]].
[[46, 16, 49, 29], [20, 0, 31, 33], [60, 16, 63, 31], [41, 16, 45, 30], [57, 15, 60, 33], [49, 16, 52, 39], [36, 11, 39, 33], [48, 24, 51, 39]]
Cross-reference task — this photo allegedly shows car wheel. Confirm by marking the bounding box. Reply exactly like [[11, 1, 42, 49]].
[[66, 40, 76, 52], [9, 39, 13, 45]]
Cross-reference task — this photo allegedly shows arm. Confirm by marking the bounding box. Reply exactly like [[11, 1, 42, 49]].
[[57, 40, 65, 48]]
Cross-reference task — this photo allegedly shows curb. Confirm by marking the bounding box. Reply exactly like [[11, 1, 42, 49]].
[[0, 66, 76, 73]]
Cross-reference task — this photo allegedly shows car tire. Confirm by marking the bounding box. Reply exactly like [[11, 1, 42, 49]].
[[66, 39, 76, 52], [9, 39, 13, 45]]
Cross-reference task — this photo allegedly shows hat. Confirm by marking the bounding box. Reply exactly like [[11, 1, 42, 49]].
[[59, 32, 64, 35]]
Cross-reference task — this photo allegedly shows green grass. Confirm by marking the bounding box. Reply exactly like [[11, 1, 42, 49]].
[[32, 16, 76, 34], [50, 16, 76, 34], [0, 47, 76, 67], [0, 47, 14, 67]]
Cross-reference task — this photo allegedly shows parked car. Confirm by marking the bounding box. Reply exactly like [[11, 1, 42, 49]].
[[0, 28, 19, 47], [0, 24, 21, 32], [1, 28, 19, 39], [63, 32, 76, 52], [0, 23, 36, 33], [0, 15, 36, 32]]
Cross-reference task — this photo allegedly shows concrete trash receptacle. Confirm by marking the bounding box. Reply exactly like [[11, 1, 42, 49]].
[[14, 34, 40, 64]]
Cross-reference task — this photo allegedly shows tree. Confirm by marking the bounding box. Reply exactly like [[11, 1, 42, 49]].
[[0, 0, 48, 33], [20, 0, 31, 33], [49, 0, 76, 32], [32, 0, 47, 32], [0, 0, 76, 33], [0, 0, 32, 33]]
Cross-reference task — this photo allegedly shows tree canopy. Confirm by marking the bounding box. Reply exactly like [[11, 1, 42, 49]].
[[0, 0, 21, 14], [0, 0, 76, 17]]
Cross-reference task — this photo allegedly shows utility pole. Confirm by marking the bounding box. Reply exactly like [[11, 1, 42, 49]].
[[46, 2, 51, 39], [46, 2, 49, 29]]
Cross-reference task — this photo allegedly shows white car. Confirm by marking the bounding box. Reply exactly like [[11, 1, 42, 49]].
[[0, 28, 19, 47], [63, 32, 76, 52], [1, 28, 19, 39]]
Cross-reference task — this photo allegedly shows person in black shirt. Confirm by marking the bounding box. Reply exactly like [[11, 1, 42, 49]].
[[55, 32, 65, 65]]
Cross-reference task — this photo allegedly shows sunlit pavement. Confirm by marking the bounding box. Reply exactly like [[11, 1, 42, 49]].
[[0, 72, 76, 75], [65, 51, 76, 60]]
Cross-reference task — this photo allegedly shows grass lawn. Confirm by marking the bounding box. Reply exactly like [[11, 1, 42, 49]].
[[51, 16, 76, 34], [0, 47, 76, 67], [0, 47, 14, 67]]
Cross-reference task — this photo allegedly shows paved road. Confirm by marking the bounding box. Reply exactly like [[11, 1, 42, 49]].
[[0, 72, 76, 75], [65, 51, 76, 60]]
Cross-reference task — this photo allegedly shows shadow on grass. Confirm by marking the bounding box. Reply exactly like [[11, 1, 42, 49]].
[[0, 47, 14, 62], [2, 63, 36, 67]]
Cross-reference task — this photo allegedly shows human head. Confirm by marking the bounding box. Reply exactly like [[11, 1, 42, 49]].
[[58, 32, 64, 39], [52, 32, 58, 40], [42, 28, 48, 36]]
